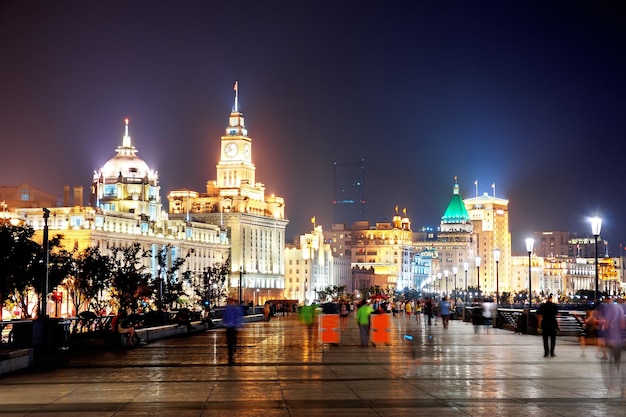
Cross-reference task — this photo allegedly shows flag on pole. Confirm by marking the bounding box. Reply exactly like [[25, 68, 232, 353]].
[[491, 182, 496, 197], [403, 207, 407, 216], [234, 81, 238, 91], [395, 205, 399, 214], [311, 216, 315, 224]]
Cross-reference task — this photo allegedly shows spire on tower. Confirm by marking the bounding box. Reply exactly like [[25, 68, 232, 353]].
[[233, 80, 239, 113], [122, 118, 131, 148]]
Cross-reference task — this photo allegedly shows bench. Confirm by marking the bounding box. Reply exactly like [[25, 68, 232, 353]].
[[0, 348, 32, 376]]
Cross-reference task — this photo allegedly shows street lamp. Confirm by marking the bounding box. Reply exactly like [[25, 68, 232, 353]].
[[493, 249, 501, 306], [41, 208, 50, 318], [452, 266, 458, 301], [526, 238, 534, 307], [239, 266, 244, 305], [591, 216, 602, 303], [444, 270, 449, 296], [463, 262, 469, 304], [475, 256, 481, 298], [437, 272, 442, 297]]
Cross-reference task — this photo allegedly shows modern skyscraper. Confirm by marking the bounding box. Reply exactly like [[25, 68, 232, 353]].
[[332, 159, 365, 227]]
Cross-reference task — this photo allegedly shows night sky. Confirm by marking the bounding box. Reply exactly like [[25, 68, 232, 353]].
[[1, 1, 625, 253]]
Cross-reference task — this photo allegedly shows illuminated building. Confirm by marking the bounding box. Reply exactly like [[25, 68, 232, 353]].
[[325, 209, 412, 292], [532, 231, 572, 258], [333, 159, 365, 227], [284, 226, 351, 303], [464, 188, 512, 295], [90, 119, 161, 221], [435, 180, 476, 293], [9, 119, 230, 318], [168, 83, 288, 302], [407, 180, 478, 297]]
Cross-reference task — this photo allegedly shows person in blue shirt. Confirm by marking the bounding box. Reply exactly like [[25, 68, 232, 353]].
[[223, 298, 244, 364], [439, 296, 451, 329]]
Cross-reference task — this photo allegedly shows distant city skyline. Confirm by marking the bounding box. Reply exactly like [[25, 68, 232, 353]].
[[1, 1, 624, 253]]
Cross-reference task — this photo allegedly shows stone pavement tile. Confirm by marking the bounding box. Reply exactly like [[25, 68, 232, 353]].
[[200, 408, 291, 417], [209, 381, 285, 400], [276, 365, 338, 381], [279, 408, 380, 417]]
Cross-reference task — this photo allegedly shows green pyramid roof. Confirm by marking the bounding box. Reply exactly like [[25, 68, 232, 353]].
[[441, 182, 470, 224]]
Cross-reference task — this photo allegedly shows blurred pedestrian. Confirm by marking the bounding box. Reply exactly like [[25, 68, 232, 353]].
[[356, 300, 374, 347], [424, 297, 434, 326], [482, 299, 495, 333], [340, 300, 350, 332], [223, 298, 244, 365], [579, 307, 598, 357], [599, 297, 625, 397], [439, 296, 451, 329]]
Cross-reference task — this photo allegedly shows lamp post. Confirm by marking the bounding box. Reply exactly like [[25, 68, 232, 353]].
[[437, 272, 442, 297], [452, 266, 458, 301], [41, 208, 50, 318], [493, 249, 501, 306], [526, 238, 534, 307], [444, 270, 449, 297], [463, 262, 469, 304], [591, 217, 602, 303], [475, 256, 481, 299], [239, 266, 244, 305]]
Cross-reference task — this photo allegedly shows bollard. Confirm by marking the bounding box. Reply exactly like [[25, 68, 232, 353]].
[[370, 314, 390, 345], [320, 314, 340, 344]]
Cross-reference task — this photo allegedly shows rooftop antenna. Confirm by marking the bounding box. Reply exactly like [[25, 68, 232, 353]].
[[234, 81, 239, 112]]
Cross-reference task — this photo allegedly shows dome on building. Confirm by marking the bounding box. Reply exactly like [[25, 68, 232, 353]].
[[94, 119, 157, 183], [441, 181, 470, 224], [0, 201, 24, 226]]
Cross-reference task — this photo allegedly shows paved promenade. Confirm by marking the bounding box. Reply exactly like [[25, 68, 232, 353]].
[[0, 313, 624, 416]]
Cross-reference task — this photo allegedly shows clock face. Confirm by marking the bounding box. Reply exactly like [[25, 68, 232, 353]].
[[224, 142, 238, 158], [243, 144, 250, 158]]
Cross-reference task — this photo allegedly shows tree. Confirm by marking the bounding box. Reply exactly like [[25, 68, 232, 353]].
[[152, 244, 193, 310], [0, 225, 41, 317], [195, 257, 230, 308], [71, 246, 114, 314], [316, 285, 347, 302], [109, 244, 152, 313]]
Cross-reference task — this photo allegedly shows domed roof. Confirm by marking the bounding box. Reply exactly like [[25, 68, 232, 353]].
[[441, 181, 470, 224], [0, 202, 23, 226], [101, 153, 152, 180], [95, 119, 157, 182]]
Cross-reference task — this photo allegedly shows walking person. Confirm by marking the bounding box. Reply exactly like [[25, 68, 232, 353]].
[[598, 297, 625, 397], [223, 297, 244, 365], [482, 299, 495, 334], [405, 300, 413, 323], [424, 297, 434, 326], [536, 294, 559, 358], [439, 296, 451, 329], [339, 300, 350, 332], [415, 300, 422, 325], [356, 300, 374, 347]]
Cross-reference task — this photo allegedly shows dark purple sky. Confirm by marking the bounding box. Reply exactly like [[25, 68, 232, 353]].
[[1, 1, 625, 253]]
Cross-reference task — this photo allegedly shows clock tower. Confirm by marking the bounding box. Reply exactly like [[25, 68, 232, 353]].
[[216, 81, 255, 189], [168, 81, 288, 304]]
